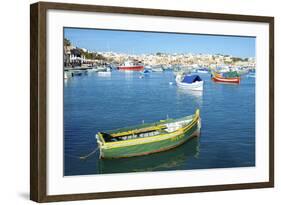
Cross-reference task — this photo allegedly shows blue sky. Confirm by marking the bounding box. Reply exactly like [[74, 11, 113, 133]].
[[64, 28, 255, 58]]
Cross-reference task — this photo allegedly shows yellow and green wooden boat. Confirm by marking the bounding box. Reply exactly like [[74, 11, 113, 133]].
[[96, 109, 201, 159]]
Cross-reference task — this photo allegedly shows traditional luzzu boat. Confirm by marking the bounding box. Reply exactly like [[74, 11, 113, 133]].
[[175, 74, 204, 91], [211, 71, 240, 84], [96, 109, 201, 159]]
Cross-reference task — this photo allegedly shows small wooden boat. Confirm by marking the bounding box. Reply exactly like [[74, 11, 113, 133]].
[[211, 71, 240, 84], [96, 109, 201, 159], [176, 74, 204, 91]]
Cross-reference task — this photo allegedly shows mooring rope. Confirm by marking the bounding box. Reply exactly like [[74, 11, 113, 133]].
[[79, 147, 99, 160]]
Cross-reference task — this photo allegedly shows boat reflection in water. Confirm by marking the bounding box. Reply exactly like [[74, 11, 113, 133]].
[[177, 87, 203, 97], [176, 87, 203, 105], [98, 136, 200, 174], [124, 70, 134, 80]]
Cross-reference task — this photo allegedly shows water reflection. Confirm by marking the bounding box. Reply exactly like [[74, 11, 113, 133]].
[[177, 87, 203, 105], [97, 72, 111, 78], [64, 69, 255, 176], [124, 71, 134, 80], [64, 78, 72, 87], [98, 136, 200, 174]]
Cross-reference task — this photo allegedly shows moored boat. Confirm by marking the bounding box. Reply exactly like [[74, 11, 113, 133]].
[[140, 69, 150, 74], [175, 74, 204, 91], [197, 67, 209, 73], [96, 65, 108, 72], [151, 66, 164, 72], [97, 66, 111, 76], [118, 61, 144, 71], [246, 70, 256, 78], [87, 66, 99, 72], [96, 109, 201, 159], [98, 68, 111, 76], [211, 71, 240, 84], [72, 70, 83, 76]]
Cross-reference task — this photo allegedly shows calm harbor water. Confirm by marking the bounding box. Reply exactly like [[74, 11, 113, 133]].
[[64, 70, 255, 176]]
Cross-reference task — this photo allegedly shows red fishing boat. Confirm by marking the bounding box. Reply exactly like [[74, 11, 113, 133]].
[[117, 61, 144, 71], [212, 72, 240, 84]]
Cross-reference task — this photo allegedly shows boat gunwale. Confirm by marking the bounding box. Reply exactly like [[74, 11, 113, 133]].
[[106, 114, 195, 135], [102, 118, 199, 149]]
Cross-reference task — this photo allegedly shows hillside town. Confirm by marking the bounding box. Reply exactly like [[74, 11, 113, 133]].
[[63, 38, 255, 70]]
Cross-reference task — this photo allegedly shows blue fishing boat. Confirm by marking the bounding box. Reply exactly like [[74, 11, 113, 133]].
[[141, 69, 150, 74]]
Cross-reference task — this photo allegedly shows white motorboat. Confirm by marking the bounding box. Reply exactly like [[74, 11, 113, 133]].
[[175, 74, 204, 91]]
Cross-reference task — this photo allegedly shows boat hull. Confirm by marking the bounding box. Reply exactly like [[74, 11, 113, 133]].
[[98, 137, 199, 174], [176, 80, 204, 91], [98, 111, 201, 159], [197, 70, 208, 74], [101, 128, 199, 159], [118, 65, 144, 71], [212, 76, 240, 84]]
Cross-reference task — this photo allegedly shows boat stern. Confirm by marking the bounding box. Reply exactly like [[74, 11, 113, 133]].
[[195, 109, 201, 134], [96, 132, 105, 158]]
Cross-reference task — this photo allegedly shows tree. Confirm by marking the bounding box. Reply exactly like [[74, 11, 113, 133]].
[[64, 38, 71, 46], [231, 57, 243, 62], [84, 52, 94, 59]]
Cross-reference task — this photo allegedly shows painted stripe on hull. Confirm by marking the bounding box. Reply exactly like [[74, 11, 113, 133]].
[[118, 66, 144, 71], [212, 76, 240, 84], [101, 131, 199, 159]]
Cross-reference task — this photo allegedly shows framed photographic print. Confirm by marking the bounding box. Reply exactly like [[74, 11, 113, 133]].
[[30, 1, 274, 202]]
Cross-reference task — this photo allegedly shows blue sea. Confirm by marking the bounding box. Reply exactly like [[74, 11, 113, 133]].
[[64, 70, 255, 176]]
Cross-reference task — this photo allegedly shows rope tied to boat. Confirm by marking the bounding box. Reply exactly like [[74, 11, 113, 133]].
[[79, 147, 99, 160]]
